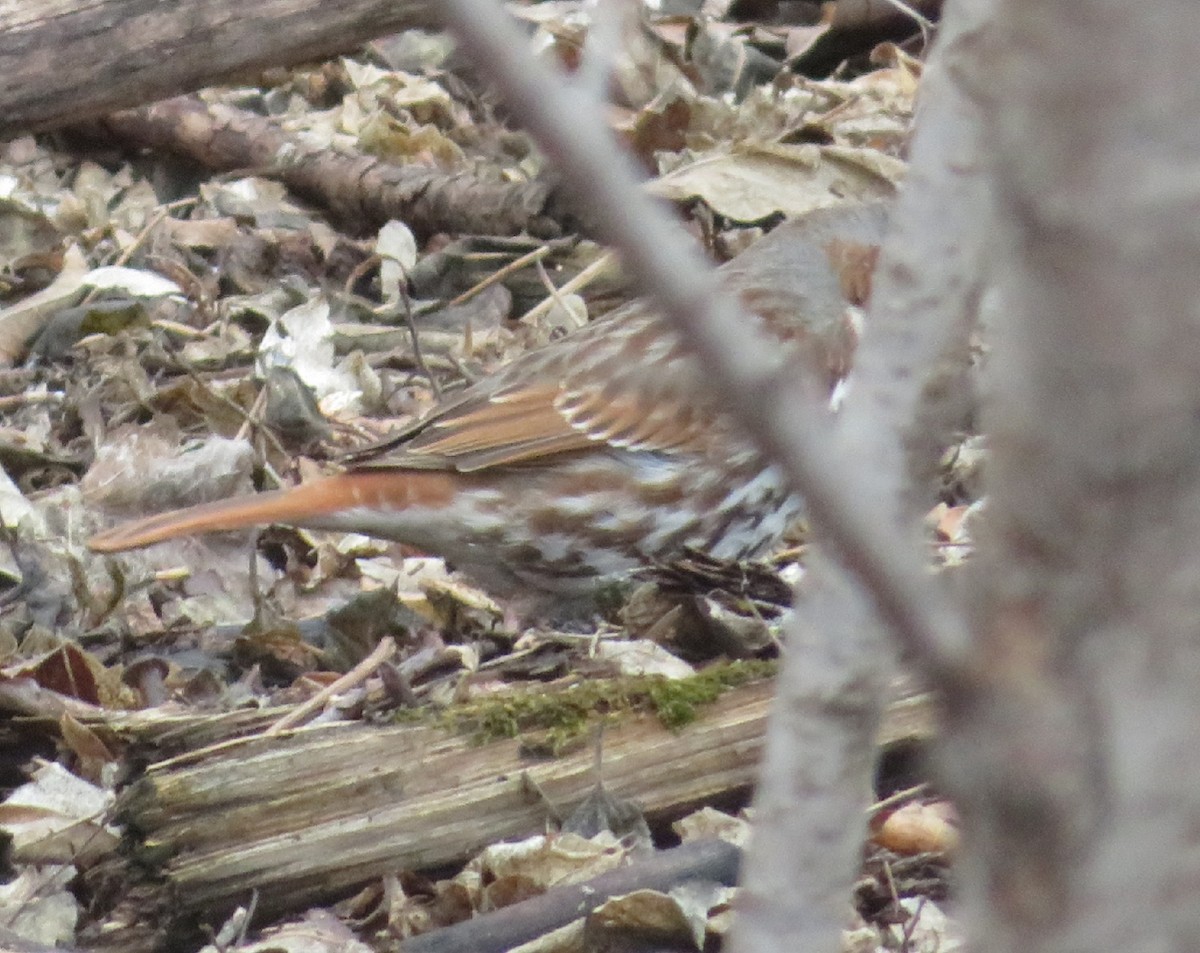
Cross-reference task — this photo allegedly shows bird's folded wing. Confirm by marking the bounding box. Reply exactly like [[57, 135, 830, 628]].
[[364, 376, 713, 473]]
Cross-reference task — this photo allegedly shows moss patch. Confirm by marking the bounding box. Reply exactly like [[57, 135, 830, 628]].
[[440, 658, 775, 753]]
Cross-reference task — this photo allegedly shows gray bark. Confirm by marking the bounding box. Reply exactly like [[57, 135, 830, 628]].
[[0, 0, 438, 134]]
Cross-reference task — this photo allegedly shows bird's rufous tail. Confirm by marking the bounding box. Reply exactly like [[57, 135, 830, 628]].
[[87, 471, 453, 552]]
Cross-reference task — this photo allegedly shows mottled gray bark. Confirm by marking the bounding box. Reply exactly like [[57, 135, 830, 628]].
[[946, 1, 1200, 950]]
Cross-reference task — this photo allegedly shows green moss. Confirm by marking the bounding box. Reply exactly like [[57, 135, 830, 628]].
[[646, 658, 775, 728], [439, 659, 775, 753]]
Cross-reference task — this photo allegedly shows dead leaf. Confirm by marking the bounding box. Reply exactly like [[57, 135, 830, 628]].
[[871, 800, 959, 855], [0, 245, 89, 366], [647, 141, 901, 221]]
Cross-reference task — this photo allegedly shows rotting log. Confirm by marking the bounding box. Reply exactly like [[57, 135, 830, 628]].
[[85, 678, 933, 950], [90, 97, 553, 238]]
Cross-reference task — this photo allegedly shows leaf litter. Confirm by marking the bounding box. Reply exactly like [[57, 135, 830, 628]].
[[0, 4, 970, 952]]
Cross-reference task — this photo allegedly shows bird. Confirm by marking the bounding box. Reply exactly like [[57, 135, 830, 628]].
[[88, 202, 887, 612]]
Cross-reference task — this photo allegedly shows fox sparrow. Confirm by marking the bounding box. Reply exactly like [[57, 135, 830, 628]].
[[89, 203, 887, 608]]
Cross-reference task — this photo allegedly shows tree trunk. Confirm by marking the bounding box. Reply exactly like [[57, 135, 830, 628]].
[[942, 1, 1200, 950]]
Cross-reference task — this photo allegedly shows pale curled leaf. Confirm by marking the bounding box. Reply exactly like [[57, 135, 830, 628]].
[[377, 219, 418, 303], [647, 142, 902, 222], [81, 265, 183, 299], [0, 244, 88, 365], [0, 761, 118, 864], [0, 865, 79, 947]]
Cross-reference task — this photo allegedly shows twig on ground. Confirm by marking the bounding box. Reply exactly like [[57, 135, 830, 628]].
[[518, 251, 615, 326], [264, 636, 397, 735]]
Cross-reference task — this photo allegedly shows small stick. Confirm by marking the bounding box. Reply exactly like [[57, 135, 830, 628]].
[[264, 636, 397, 735], [517, 251, 615, 326], [449, 244, 552, 307]]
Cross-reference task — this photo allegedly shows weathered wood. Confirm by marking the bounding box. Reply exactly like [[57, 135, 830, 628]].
[[0, 0, 440, 135], [100, 678, 933, 941], [91, 97, 553, 237]]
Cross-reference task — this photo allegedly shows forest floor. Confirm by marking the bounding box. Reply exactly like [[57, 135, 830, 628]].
[[0, 3, 968, 951]]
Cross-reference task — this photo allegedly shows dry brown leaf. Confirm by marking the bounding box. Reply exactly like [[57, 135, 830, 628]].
[[870, 800, 959, 855]]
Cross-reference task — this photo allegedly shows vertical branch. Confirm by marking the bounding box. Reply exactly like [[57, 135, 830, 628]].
[[733, 10, 993, 950]]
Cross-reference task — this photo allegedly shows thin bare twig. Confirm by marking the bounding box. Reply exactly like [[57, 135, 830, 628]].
[[878, 0, 935, 46], [265, 636, 397, 735], [449, 244, 551, 307], [518, 251, 616, 326], [867, 782, 931, 819]]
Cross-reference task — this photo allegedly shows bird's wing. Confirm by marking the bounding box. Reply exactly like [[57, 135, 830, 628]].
[[355, 200, 890, 474], [363, 315, 715, 472]]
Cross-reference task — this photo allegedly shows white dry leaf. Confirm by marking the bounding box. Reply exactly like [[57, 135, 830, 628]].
[[0, 465, 46, 583], [672, 806, 751, 847], [344, 59, 455, 115], [588, 885, 716, 952], [258, 296, 365, 416], [224, 286, 301, 325], [476, 832, 630, 889], [82, 427, 255, 512], [72, 161, 126, 229], [960, 498, 987, 540], [308, 221, 342, 259], [341, 58, 393, 90], [201, 177, 314, 229], [594, 639, 695, 678], [336, 94, 368, 137], [669, 880, 731, 949], [388, 73, 457, 113], [339, 349, 383, 411], [0, 243, 89, 365], [108, 177, 162, 233], [700, 884, 739, 938], [334, 533, 388, 557], [443, 642, 481, 675], [420, 572, 503, 620], [179, 321, 255, 368], [0, 760, 119, 865], [842, 921, 884, 953], [0, 866, 79, 947], [356, 556, 455, 623], [203, 175, 286, 208], [541, 292, 589, 337], [887, 899, 964, 953], [81, 265, 184, 300], [377, 220, 418, 305], [0, 463, 46, 537], [162, 216, 241, 250], [358, 554, 451, 594], [777, 561, 805, 588], [200, 908, 373, 953]]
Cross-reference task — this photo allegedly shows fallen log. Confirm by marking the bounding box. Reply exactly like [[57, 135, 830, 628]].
[[0, 0, 439, 134], [84, 676, 933, 951]]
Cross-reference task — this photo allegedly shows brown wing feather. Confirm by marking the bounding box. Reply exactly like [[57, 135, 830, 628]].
[[362, 383, 597, 471], [557, 389, 710, 454], [354, 304, 713, 472], [360, 372, 711, 473]]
